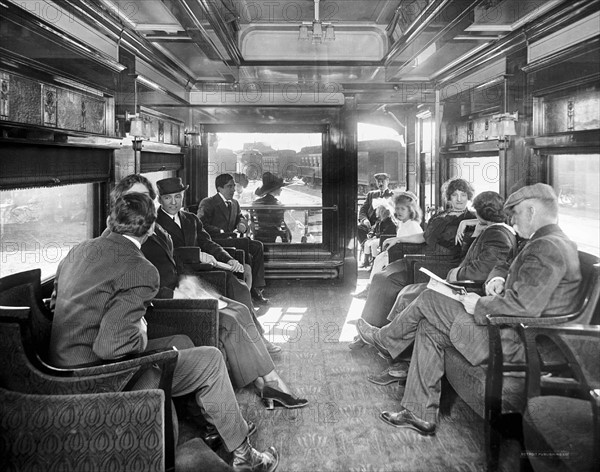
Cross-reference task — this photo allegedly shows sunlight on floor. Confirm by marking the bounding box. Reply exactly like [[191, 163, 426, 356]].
[[339, 297, 366, 342], [260, 306, 308, 343]]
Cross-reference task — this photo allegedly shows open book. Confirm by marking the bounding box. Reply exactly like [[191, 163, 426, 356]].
[[419, 267, 475, 302]]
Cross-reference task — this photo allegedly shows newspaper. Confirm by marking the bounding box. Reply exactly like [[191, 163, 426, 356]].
[[419, 267, 477, 302]]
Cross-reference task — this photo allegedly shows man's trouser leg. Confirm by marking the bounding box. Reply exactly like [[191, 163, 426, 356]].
[[400, 319, 453, 425], [146, 336, 249, 452]]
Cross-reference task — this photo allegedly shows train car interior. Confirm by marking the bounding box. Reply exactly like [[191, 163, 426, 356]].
[[1, 0, 599, 471]]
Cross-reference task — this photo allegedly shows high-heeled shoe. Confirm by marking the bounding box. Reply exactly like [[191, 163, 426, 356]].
[[256, 383, 308, 410]]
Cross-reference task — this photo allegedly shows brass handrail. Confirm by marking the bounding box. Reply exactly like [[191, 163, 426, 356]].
[[240, 205, 337, 211]]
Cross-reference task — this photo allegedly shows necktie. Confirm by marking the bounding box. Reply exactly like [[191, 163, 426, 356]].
[[172, 214, 180, 228]]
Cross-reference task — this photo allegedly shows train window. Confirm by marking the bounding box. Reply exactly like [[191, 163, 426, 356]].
[[550, 154, 600, 256], [357, 123, 406, 195], [0, 184, 95, 278], [447, 156, 501, 195], [208, 132, 323, 244]]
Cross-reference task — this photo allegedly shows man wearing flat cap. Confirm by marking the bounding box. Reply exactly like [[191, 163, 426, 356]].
[[358, 173, 394, 252], [356, 183, 582, 436]]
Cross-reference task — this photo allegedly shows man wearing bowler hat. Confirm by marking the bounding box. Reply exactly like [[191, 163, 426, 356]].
[[155, 177, 282, 354], [356, 183, 582, 436]]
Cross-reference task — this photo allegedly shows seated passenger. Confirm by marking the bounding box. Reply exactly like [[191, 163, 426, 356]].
[[356, 183, 581, 435], [233, 172, 255, 205], [252, 172, 291, 243], [362, 191, 517, 383], [155, 177, 280, 347], [49, 193, 279, 471], [198, 173, 268, 304], [361, 200, 398, 268], [357, 178, 476, 329], [354, 191, 422, 297], [358, 173, 394, 246], [112, 175, 307, 408]]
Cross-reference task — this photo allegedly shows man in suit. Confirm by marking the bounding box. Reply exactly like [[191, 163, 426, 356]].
[[199, 173, 268, 304], [49, 193, 278, 471], [357, 183, 582, 435], [156, 177, 281, 354], [358, 173, 394, 264]]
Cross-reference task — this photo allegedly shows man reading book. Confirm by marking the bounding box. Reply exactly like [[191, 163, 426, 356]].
[[356, 183, 581, 436]]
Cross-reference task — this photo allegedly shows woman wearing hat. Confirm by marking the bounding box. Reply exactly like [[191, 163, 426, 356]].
[[251, 172, 292, 243]]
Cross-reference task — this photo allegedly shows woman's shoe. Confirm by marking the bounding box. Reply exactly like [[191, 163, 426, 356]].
[[257, 383, 309, 410], [352, 287, 369, 299]]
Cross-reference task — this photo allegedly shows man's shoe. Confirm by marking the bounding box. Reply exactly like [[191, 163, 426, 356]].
[[251, 288, 270, 304], [263, 338, 282, 354], [348, 335, 366, 350], [379, 409, 436, 436], [356, 319, 392, 360], [232, 438, 279, 472], [367, 366, 407, 386]]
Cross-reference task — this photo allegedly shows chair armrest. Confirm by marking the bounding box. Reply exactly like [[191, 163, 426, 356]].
[[222, 247, 245, 266], [388, 243, 428, 263], [486, 314, 577, 326], [520, 323, 600, 399], [410, 257, 458, 284], [146, 298, 220, 347]]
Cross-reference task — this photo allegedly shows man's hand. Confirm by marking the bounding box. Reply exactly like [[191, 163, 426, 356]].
[[198, 252, 218, 265], [237, 222, 247, 233], [459, 292, 480, 315], [361, 218, 372, 230], [485, 277, 505, 296], [227, 259, 244, 273]]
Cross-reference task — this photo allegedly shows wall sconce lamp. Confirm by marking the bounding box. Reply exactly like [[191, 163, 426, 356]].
[[492, 111, 518, 149], [184, 130, 201, 147], [299, 0, 335, 44]]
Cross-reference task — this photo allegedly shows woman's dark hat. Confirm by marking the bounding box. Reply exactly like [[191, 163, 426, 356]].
[[233, 172, 249, 189], [157, 177, 189, 195], [255, 172, 289, 197]]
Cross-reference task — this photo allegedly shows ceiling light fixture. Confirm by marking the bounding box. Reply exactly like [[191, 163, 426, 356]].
[[299, 0, 335, 44]]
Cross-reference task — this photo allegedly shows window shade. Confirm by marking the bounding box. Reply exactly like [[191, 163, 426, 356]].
[[0, 142, 111, 189]]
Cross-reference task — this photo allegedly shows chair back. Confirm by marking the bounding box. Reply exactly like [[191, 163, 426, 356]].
[[0, 269, 53, 361], [570, 251, 600, 325]]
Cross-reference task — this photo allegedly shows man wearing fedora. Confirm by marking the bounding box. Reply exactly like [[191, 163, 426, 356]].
[[198, 173, 269, 304], [356, 183, 582, 436], [252, 172, 291, 243], [358, 173, 394, 265], [155, 177, 281, 354]]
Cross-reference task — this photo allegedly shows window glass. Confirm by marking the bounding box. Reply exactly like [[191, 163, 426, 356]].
[[551, 154, 600, 256], [448, 155, 500, 196], [208, 132, 323, 244], [1, 184, 94, 279]]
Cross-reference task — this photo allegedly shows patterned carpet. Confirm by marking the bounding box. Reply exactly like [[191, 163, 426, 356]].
[[232, 278, 497, 472]]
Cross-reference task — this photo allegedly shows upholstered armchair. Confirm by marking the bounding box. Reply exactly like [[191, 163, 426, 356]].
[[477, 252, 600, 471], [0, 268, 223, 472], [520, 324, 600, 472], [0, 270, 179, 471]]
